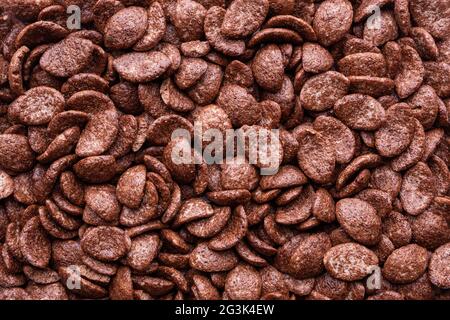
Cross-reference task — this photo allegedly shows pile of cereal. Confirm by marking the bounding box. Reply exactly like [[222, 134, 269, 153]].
[[0, 0, 449, 300]]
